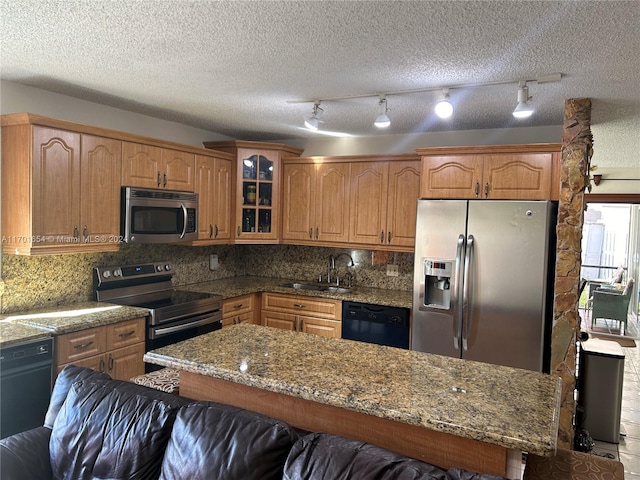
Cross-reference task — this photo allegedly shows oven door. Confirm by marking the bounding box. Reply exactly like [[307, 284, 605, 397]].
[[146, 312, 221, 371]]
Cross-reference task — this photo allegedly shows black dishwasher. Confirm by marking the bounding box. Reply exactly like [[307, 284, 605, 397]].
[[342, 301, 410, 349], [0, 338, 53, 438]]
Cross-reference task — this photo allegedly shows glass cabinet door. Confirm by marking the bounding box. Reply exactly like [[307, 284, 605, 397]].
[[240, 154, 274, 235]]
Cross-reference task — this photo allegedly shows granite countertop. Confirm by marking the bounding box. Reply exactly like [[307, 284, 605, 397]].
[[177, 276, 413, 309], [0, 301, 149, 346], [145, 323, 561, 456]]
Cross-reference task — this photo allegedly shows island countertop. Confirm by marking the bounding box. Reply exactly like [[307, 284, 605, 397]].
[[144, 323, 561, 457]]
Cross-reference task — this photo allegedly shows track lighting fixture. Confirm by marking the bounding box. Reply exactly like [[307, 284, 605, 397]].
[[374, 95, 390, 128], [289, 73, 560, 129], [434, 88, 453, 119], [512, 81, 534, 118], [304, 101, 323, 130]]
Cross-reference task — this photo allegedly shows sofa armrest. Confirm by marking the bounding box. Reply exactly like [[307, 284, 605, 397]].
[[0, 427, 53, 480]]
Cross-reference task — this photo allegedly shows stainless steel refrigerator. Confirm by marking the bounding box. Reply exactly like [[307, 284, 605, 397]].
[[411, 200, 557, 372]]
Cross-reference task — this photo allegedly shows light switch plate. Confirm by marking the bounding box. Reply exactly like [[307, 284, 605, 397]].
[[386, 264, 399, 277], [209, 254, 219, 271]]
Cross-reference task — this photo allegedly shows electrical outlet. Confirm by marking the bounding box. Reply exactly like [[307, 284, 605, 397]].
[[209, 254, 219, 271], [386, 264, 399, 277]]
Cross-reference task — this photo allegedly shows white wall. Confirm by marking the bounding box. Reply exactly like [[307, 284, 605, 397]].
[[281, 125, 562, 156], [0, 80, 230, 147]]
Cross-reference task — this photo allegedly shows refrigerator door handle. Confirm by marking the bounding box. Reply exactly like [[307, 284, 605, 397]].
[[462, 234, 475, 351], [453, 234, 465, 350]]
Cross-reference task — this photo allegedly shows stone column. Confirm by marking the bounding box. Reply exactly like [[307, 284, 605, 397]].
[[552, 98, 592, 449]]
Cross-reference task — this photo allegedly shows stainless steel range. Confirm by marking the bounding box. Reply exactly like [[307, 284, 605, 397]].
[[94, 261, 222, 370]]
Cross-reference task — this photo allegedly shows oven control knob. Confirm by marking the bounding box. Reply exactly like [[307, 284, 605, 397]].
[[164, 264, 171, 271], [156, 265, 163, 272], [102, 270, 111, 279], [113, 269, 122, 277]]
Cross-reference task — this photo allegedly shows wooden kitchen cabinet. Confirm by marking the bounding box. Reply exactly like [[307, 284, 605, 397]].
[[418, 144, 561, 200], [191, 153, 233, 244], [202, 140, 303, 244], [222, 294, 259, 327], [282, 162, 350, 244], [1, 118, 122, 254], [349, 157, 421, 250], [55, 317, 146, 381], [122, 142, 195, 191], [260, 293, 341, 338]]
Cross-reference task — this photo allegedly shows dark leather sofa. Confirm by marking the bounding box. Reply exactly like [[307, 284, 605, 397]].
[[0, 365, 507, 480]]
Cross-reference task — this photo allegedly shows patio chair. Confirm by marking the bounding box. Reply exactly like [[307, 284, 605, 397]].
[[591, 278, 635, 333]]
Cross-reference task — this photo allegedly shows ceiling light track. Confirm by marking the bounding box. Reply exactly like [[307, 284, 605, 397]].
[[287, 73, 561, 105], [292, 73, 561, 131]]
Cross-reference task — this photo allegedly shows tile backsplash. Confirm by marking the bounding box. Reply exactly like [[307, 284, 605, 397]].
[[0, 244, 414, 313]]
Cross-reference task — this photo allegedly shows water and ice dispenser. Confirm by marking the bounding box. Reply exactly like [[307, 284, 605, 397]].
[[423, 259, 452, 309]]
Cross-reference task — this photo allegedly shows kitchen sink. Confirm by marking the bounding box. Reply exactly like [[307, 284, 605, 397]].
[[323, 286, 352, 294], [281, 282, 324, 291], [281, 282, 351, 294]]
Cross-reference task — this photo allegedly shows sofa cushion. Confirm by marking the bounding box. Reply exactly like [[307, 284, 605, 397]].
[[49, 378, 188, 480], [159, 401, 298, 480], [44, 365, 111, 428], [0, 427, 53, 480], [283, 432, 452, 480]]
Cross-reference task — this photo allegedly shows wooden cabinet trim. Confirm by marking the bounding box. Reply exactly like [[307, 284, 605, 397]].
[[416, 143, 562, 156], [261, 293, 341, 320]]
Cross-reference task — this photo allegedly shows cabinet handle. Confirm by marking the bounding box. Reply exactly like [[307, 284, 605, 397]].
[[108, 353, 114, 371], [214, 224, 219, 238], [237, 226, 241, 236], [475, 182, 480, 197], [233, 304, 243, 309], [99, 358, 105, 373], [484, 182, 489, 198], [315, 227, 319, 240], [299, 318, 304, 330], [309, 228, 313, 239], [73, 340, 94, 350], [74, 225, 79, 239], [293, 303, 305, 309], [157, 171, 162, 187], [118, 330, 135, 338], [388, 231, 392, 243], [209, 224, 213, 238], [380, 231, 384, 244], [83, 225, 88, 238], [163, 173, 167, 187]]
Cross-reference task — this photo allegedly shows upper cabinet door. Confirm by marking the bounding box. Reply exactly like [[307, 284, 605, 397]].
[[315, 163, 350, 243], [420, 155, 483, 199], [282, 163, 315, 241], [193, 154, 231, 243], [162, 149, 195, 191], [31, 127, 81, 242], [349, 162, 389, 245], [122, 142, 163, 188], [483, 153, 553, 200], [80, 135, 122, 243], [386, 161, 421, 248]]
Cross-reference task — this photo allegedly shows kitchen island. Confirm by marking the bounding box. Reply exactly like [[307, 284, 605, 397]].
[[145, 323, 561, 478]]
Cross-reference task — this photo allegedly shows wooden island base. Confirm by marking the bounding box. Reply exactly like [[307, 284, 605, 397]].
[[180, 371, 522, 478]]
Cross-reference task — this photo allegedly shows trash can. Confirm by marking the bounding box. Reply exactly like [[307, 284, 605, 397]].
[[577, 337, 625, 443]]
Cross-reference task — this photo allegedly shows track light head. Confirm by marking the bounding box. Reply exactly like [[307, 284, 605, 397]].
[[304, 101, 323, 130], [374, 96, 390, 128], [513, 81, 534, 118], [434, 89, 453, 119]]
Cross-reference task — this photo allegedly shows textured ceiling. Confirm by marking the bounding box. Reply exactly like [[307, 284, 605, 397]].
[[1, 1, 639, 168]]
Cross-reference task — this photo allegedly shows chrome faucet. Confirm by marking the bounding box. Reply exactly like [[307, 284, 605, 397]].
[[333, 253, 355, 286], [327, 255, 336, 284]]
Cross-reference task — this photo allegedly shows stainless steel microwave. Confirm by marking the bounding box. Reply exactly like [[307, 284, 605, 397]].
[[121, 187, 198, 243]]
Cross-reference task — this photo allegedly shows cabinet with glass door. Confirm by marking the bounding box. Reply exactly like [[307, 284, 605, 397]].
[[202, 140, 303, 243]]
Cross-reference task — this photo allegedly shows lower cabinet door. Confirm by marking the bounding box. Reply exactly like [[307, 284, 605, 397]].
[[261, 310, 297, 331], [107, 343, 145, 380], [299, 316, 341, 338]]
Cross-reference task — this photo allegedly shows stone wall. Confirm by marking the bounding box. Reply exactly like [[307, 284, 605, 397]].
[[552, 98, 592, 448]]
